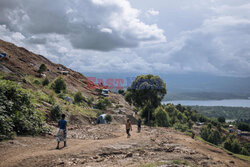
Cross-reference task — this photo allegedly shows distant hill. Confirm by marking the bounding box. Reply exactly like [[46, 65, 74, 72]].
[[84, 72, 250, 100], [0, 39, 96, 97]]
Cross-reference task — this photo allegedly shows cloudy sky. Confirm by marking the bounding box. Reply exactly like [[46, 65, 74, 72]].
[[0, 0, 250, 77]]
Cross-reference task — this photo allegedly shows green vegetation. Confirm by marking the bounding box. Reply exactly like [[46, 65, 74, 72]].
[[38, 64, 47, 73], [118, 89, 125, 95], [96, 97, 111, 110], [74, 91, 85, 104], [33, 79, 41, 85], [237, 122, 250, 131], [154, 106, 170, 127], [50, 105, 63, 121], [51, 77, 66, 93], [42, 78, 50, 86], [105, 114, 112, 123], [0, 80, 47, 140], [191, 106, 250, 120], [200, 125, 221, 145], [125, 74, 166, 124]]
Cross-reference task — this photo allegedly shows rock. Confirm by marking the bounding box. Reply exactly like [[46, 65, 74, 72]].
[[229, 160, 235, 164], [125, 153, 133, 158], [57, 161, 64, 165]]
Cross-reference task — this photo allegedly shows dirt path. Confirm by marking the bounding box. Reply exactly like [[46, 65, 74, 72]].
[[0, 125, 249, 167]]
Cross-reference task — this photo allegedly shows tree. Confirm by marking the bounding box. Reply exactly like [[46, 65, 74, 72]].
[[51, 77, 66, 93], [218, 116, 225, 123], [38, 64, 47, 73], [154, 106, 170, 127], [125, 74, 166, 124], [237, 122, 250, 131]]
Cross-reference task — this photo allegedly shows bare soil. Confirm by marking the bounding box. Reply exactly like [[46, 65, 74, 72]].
[[0, 125, 249, 167]]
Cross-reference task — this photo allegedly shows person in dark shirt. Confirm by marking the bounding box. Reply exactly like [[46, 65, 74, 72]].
[[56, 114, 67, 149], [137, 118, 142, 133]]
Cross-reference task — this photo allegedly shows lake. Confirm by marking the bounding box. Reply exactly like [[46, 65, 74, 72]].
[[162, 99, 250, 107]]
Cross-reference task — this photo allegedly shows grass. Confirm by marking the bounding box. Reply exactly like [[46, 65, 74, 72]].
[[234, 154, 250, 161], [170, 160, 196, 167], [195, 135, 250, 162], [139, 162, 166, 167], [140, 160, 196, 167]]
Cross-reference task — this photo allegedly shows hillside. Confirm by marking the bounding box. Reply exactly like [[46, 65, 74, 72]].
[[0, 39, 249, 167], [0, 39, 134, 118]]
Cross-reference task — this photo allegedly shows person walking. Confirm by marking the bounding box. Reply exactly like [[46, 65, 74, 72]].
[[137, 118, 141, 133], [125, 119, 132, 138], [56, 114, 67, 149]]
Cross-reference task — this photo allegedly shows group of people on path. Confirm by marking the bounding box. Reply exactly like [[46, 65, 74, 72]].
[[56, 114, 142, 149]]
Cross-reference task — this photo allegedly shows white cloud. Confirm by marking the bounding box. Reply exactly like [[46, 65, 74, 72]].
[[0, 0, 250, 77], [0, 0, 165, 51], [147, 9, 159, 16]]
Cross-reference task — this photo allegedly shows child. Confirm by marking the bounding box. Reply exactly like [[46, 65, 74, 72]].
[[125, 119, 132, 138], [56, 114, 67, 149]]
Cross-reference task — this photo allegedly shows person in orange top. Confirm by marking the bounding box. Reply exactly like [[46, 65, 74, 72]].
[[125, 119, 132, 138]]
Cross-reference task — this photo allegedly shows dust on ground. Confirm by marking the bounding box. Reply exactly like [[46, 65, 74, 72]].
[[0, 125, 249, 167]]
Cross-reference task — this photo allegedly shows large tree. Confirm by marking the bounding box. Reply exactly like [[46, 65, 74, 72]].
[[125, 74, 167, 124]]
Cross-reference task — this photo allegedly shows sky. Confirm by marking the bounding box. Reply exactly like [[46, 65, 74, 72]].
[[0, 0, 250, 77]]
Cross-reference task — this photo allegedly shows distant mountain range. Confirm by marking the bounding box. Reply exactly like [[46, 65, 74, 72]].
[[85, 72, 250, 100]]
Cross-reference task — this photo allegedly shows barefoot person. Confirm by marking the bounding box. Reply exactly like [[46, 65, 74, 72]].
[[56, 114, 67, 149], [125, 119, 132, 138]]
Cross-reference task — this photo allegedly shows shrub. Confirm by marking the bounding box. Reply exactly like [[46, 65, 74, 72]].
[[154, 107, 170, 127], [96, 98, 111, 110], [38, 64, 47, 73], [118, 89, 125, 95], [218, 116, 225, 123], [74, 92, 85, 104], [105, 114, 112, 123], [0, 80, 46, 140], [241, 147, 249, 156], [237, 122, 250, 131], [232, 139, 242, 154], [174, 122, 188, 132], [50, 105, 63, 121], [33, 79, 41, 85], [201, 125, 221, 145], [57, 92, 66, 99], [224, 138, 233, 151], [42, 78, 49, 86], [87, 97, 94, 106], [0, 114, 15, 140], [51, 77, 66, 93]]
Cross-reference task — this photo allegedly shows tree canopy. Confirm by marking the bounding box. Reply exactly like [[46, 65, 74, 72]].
[[125, 74, 167, 123]]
